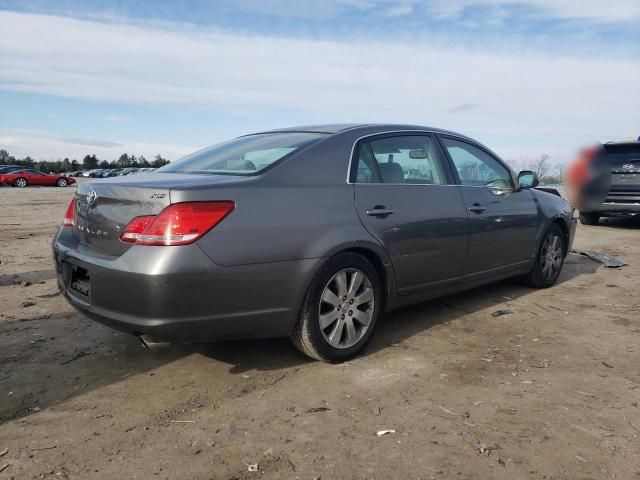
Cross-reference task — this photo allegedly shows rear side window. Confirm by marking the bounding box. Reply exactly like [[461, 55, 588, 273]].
[[441, 137, 512, 189], [352, 135, 448, 184], [160, 132, 328, 175]]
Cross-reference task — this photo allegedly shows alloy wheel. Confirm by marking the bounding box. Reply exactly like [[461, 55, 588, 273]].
[[57, 179, 67, 187], [318, 268, 375, 349], [540, 231, 563, 281], [15, 178, 27, 187]]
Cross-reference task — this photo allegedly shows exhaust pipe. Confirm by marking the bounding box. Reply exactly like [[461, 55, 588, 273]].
[[139, 335, 170, 351]]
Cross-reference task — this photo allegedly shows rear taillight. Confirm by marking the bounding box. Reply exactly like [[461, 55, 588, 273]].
[[63, 198, 76, 227], [120, 201, 235, 246], [580, 145, 599, 164]]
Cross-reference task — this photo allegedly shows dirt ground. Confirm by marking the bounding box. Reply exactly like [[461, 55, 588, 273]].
[[0, 182, 639, 480]]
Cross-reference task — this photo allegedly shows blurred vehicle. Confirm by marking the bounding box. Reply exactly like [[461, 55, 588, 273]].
[[566, 139, 640, 225], [98, 169, 120, 178], [0, 168, 77, 187], [0, 165, 23, 174], [116, 167, 139, 176]]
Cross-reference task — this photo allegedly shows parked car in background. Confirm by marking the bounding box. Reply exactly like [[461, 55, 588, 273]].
[[53, 124, 575, 362], [0, 165, 23, 174], [566, 139, 640, 224], [1, 168, 76, 187], [97, 169, 118, 178], [115, 167, 140, 176]]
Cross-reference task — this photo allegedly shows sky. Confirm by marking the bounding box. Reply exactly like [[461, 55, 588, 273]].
[[0, 1, 639, 165]]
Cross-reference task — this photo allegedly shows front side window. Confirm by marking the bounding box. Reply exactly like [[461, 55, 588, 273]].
[[160, 132, 328, 175], [441, 137, 512, 189], [353, 135, 448, 184]]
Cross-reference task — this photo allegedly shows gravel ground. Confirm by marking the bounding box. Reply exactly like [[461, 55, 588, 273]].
[[0, 182, 639, 479]]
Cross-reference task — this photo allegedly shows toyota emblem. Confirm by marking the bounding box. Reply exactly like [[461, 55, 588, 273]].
[[87, 189, 98, 206]]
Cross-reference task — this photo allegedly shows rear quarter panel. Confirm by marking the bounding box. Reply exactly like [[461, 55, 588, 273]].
[[170, 134, 397, 308]]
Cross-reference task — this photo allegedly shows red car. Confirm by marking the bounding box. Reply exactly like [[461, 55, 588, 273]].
[[0, 169, 76, 187]]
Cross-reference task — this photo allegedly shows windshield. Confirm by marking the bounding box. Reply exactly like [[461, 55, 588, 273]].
[[159, 132, 328, 175]]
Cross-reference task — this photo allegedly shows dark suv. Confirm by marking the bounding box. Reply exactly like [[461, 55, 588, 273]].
[[578, 140, 640, 225]]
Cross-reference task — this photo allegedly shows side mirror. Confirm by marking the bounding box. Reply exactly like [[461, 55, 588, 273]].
[[518, 170, 539, 189]]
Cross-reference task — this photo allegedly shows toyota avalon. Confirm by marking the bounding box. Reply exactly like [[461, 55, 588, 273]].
[[53, 124, 576, 362]]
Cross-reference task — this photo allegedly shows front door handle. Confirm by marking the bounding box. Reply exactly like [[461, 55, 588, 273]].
[[366, 206, 395, 217], [468, 203, 486, 214]]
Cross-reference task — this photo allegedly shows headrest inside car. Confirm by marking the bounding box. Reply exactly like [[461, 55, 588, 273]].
[[378, 162, 404, 183]]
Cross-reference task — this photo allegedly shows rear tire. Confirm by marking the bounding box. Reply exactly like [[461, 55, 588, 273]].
[[579, 212, 599, 225], [291, 252, 381, 362], [56, 178, 68, 187], [523, 223, 566, 288], [14, 178, 27, 188]]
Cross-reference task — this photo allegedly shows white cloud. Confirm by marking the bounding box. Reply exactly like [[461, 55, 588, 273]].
[[218, 0, 378, 19], [224, 0, 640, 22], [423, 0, 640, 22], [103, 114, 129, 122], [0, 10, 638, 162], [382, 2, 415, 17], [0, 130, 198, 161]]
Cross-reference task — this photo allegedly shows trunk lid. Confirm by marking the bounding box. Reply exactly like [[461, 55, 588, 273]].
[[74, 173, 246, 255], [603, 143, 640, 205]]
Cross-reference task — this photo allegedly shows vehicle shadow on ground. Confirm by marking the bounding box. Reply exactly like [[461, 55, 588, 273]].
[[0, 255, 599, 424], [596, 216, 640, 229], [0, 310, 194, 425], [200, 253, 600, 369], [367, 253, 598, 355], [0, 269, 57, 287]]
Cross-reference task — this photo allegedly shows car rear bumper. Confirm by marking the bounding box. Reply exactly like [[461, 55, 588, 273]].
[[53, 228, 317, 342], [585, 203, 640, 214]]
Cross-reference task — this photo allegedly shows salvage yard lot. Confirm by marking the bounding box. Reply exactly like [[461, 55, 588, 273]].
[[1, 184, 639, 479]]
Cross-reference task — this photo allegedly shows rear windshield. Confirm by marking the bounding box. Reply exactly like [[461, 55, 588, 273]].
[[603, 143, 640, 165], [159, 132, 328, 175]]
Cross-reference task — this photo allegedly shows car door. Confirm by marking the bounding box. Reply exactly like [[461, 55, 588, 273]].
[[438, 135, 539, 274], [23, 169, 45, 186], [352, 133, 469, 295]]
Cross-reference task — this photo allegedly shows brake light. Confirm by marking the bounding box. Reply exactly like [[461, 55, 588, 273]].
[[580, 145, 598, 164], [120, 201, 235, 246], [63, 198, 76, 227]]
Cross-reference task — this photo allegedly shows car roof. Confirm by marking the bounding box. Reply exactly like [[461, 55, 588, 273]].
[[250, 123, 474, 140], [604, 139, 640, 146]]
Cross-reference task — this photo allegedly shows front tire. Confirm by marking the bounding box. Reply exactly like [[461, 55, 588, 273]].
[[56, 178, 68, 187], [579, 212, 599, 225], [524, 223, 566, 288], [291, 252, 381, 362], [14, 178, 27, 188]]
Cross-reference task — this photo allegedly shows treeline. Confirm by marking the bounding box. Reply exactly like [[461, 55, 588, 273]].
[[0, 149, 171, 173]]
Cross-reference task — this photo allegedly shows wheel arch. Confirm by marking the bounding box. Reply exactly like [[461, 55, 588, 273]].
[[292, 240, 396, 335], [549, 216, 571, 257], [340, 246, 392, 312]]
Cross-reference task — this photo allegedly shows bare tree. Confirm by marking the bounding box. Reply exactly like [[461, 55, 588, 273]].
[[524, 154, 551, 180], [504, 157, 524, 172]]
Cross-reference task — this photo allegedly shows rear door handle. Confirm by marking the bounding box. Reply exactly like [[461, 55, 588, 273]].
[[468, 204, 486, 214], [366, 206, 395, 217]]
